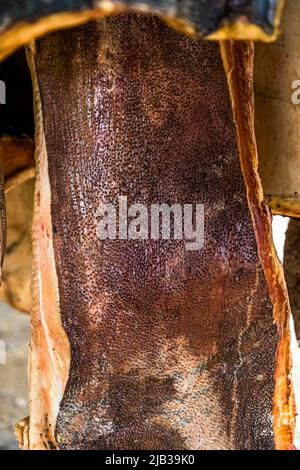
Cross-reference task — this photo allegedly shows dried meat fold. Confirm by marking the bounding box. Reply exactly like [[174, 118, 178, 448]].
[[22, 13, 295, 450]]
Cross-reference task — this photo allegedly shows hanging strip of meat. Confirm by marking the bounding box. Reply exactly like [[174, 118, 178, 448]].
[[22, 13, 295, 450]]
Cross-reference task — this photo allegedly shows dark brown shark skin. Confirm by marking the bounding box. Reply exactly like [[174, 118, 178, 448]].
[[284, 218, 300, 341], [34, 14, 280, 450]]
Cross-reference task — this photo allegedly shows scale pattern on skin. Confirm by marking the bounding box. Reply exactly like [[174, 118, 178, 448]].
[[22, 13, 294, 450]]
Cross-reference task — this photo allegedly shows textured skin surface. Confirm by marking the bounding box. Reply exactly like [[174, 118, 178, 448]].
[[33, 14, 280, 450], [284, 219, 300, 340], [0, 0, 280, 36]]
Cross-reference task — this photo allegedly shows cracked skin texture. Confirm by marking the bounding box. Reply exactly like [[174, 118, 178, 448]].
[[33, 13, 281, 449]]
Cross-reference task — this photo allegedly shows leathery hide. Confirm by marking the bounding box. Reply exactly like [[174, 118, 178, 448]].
[[21, 13, 295, 450]]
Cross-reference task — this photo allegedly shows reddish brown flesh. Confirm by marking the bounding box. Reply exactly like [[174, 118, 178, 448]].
[[29, 13, 294, 450]]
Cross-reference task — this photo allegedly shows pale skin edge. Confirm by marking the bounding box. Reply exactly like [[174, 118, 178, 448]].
[[0, 0, 285, 62], [220, 40, 296, 450], [14, 43, 70, 450], [6, 6, 285, 450]]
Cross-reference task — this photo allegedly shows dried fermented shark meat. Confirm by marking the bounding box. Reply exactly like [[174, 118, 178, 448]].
[[17, 13, 295, 450], [0, 0, 284, 60]]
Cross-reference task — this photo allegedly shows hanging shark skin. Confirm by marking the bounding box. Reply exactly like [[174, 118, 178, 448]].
[[22, 13, 295, 450]]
